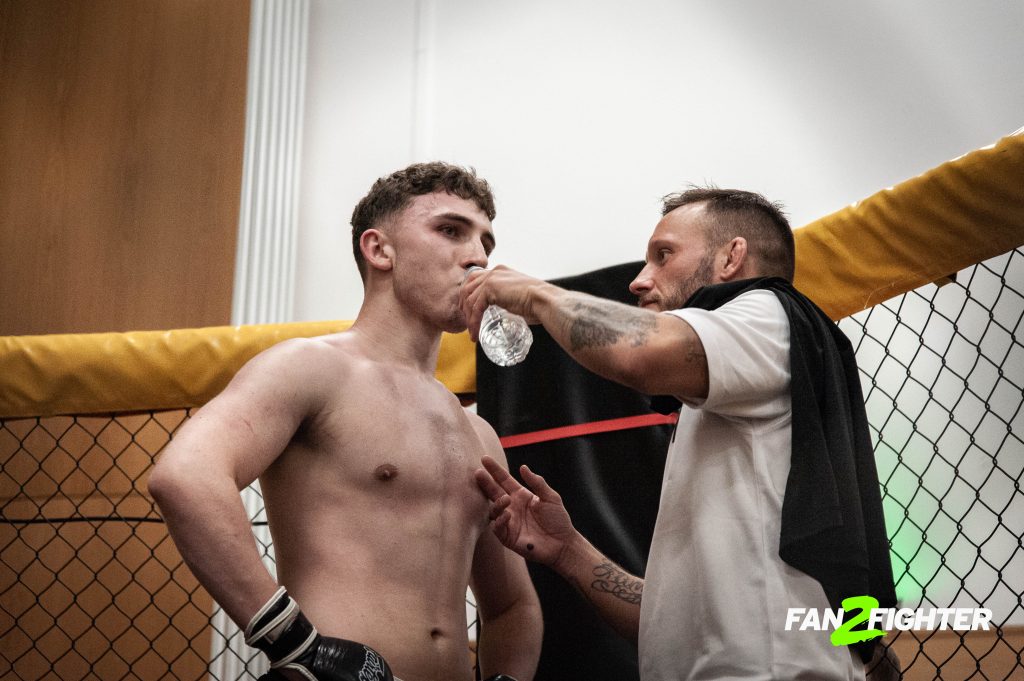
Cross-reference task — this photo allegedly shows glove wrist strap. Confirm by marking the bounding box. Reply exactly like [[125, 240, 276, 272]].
[[244, 587, 317, 664]]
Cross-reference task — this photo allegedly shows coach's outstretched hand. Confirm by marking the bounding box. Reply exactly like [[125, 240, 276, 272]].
[[475, 455, 577, 568], [477, 455, 645, 645]]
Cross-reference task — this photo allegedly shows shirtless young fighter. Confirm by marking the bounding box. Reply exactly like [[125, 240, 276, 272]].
[[148, 162, 542, 681]]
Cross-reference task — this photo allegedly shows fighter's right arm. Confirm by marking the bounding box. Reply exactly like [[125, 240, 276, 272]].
[[148, 339, 328, 628], [475, 456, 643, 645]]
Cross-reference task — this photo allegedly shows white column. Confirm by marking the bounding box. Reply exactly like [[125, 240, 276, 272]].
[[410, 0, 437, 161], [232, 0, 308, 327], [211, 1, 309, 679]]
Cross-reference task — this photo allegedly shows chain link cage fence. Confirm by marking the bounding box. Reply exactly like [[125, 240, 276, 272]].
[[1, 248, 1022, 680], [837, 247, 1023, 678]]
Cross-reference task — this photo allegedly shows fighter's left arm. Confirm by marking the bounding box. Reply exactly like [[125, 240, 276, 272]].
[[468, 416, 543, 681]]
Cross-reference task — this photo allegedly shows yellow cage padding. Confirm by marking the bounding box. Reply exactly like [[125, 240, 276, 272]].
[[0, 323, 475, 418], [1, 130, 1022, 419], [794, 131, 1024, 319]]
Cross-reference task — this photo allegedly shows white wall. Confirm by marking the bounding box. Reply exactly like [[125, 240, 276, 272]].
[[295, 0, 1023, 322]]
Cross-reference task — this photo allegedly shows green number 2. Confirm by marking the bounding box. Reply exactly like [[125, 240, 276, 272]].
[[831, 595, 885, 647]]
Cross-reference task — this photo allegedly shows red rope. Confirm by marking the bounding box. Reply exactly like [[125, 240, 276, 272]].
[[498, 412, 678, 449]]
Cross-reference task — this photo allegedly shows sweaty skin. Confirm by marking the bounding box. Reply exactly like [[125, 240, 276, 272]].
[[150, 191, 541, 681]]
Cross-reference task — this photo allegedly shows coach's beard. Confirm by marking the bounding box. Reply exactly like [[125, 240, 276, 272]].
[[660, 252, 716, 312]]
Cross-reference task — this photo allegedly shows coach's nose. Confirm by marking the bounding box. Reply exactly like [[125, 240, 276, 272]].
[[629, 264, 654, 298]]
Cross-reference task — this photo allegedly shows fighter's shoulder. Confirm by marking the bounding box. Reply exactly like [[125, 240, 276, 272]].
[[463, 409, 506, 458], [463, 408, 494, 433], [237, 334, 361, 386]]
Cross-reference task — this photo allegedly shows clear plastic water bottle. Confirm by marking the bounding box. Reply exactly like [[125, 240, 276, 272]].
[[479, 304, 534, 366], [465, 267, 534, 366]]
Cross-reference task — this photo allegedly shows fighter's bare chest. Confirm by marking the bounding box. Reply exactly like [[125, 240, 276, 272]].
[[303, 379, 486, 490]]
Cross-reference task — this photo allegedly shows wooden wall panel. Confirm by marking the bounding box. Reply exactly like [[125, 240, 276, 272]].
[[0, 0, 250, 336], [0, 1, 250, 677]]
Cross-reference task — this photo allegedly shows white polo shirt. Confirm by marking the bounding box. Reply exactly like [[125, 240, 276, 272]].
[[639, 289, 862, 681]]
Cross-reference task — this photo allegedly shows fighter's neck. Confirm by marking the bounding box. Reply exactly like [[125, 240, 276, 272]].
[[349, 296, 443, 374]]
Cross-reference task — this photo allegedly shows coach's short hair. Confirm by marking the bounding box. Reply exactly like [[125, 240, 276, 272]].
[[661, 186, 795, 281]]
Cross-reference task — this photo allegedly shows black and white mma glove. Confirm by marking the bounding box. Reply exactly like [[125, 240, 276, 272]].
[[245, 587, 394, 681]]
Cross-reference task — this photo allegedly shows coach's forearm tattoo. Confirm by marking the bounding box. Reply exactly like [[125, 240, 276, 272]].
[[560, 297, 657, 351], [591, 562, 643, 605]]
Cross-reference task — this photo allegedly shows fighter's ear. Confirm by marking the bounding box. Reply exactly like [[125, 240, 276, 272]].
[[360, 228, 394, 273]]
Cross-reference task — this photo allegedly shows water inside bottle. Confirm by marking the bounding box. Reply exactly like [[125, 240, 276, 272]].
[[479, 306, 532, 366]]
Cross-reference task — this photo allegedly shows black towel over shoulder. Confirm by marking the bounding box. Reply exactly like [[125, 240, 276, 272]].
[[657, 277, 897, 663]]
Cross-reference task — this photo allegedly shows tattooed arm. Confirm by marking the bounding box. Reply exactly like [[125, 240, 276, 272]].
[[461, 266, 709, 399], [558, 541, 645, 645], [549, 292, 708, 398], [476, 455, 644, 645]]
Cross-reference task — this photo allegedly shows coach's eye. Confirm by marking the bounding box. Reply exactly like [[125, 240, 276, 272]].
[[440, 225, 458, 237]]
